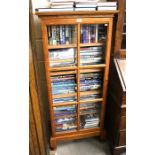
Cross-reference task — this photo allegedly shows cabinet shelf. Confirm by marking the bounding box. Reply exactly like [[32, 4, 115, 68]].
[[50, 69, 103, 76], [50, 70, 77, 76], [80, 98, 103, 104], [56, 129, 77, 135], [52, 99, 103, 107], [80, 90, 102, 96], [53, 93, 77, 99], [48, 44, 77, 49], [80, 127, 100, 132], [50, 66, 77, 71], [53, 101, 77, 107], [35, 10, 119, 16], [50, 65, 105, 71], [80, 69, 103, 73], [80, 43, 103, 47], [52, 90, 102, 99], [80, 64, 106, 69]]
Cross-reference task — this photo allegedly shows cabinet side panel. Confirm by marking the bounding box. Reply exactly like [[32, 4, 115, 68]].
[[40, 20, 56, 136], [100, 18, 113, 131]]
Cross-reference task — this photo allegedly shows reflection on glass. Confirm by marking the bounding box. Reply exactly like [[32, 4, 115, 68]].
[[80, 24, 107, 44], [80, 102, 101, 129], [54, 105, 77, 132], [80, 94, 102, 101], [55, 116, 77, 132], [51, 74, 77, 95], [80, 46, 105, 66], [49, 48, 77, 67], [80, 72, 103, 92], [53, 96, 76, 104], [121, 34, 126, 49], [123, 24, 126, 33], [47, 25, 76, 45]]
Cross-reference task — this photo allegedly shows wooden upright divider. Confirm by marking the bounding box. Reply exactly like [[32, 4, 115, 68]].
[[36, 10, 118, 150], [77, 23, 81, 131]]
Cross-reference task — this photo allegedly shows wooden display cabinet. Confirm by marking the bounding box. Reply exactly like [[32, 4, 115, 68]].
[[35, 11, 118, 150], [106, 58, 126, 155]]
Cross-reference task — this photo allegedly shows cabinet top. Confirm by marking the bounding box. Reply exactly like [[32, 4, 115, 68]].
[[114, 58, 126, 92], [35, 10, 119, 17]]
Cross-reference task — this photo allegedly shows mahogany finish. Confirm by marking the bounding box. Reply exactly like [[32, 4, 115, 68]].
[[105, 58, 126, 155]]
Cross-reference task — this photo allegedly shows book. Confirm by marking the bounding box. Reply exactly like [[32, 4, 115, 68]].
[[65, 25, 69, 44], [51, 2, 74, 8], [80, 113, 100, 129], [55, 117, 76, 124], [95, 24, 98, 43], [97, 6, 117, 11], [48, 26, 53, 45], [52, 74, 76, 95], [71, 25, 76, 44], [74, 7, 96, 11], [82, 25, 87, 43], [53, 97, 76, 103], [90, 24, 96, 43], [51, 2, 74, 5], [81, 24, 102, 43], [79, 72, 103, 92], [49, 48, 75, 67], [60, 26, 63, 44], [97, 1, 117, 7], [51, 0, 98, 1], [51, 5, 74, 8], [56, 26, 60, 44], [80, 46, 104, 65], [49, 48, 75, 58], [69, 25, 73, 44], [75, 2, 97, 8], [52, 26, 57, 45], [36, 8, 74, 12]]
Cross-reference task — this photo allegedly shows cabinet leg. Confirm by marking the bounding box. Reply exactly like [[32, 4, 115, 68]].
[[50, 139, 57, 151], [100, 131, 106, 140], [113, 147, 126, 155], [49, 149, 57, 155]]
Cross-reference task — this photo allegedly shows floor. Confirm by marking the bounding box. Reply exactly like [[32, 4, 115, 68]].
[[51, 137, 125, 155]]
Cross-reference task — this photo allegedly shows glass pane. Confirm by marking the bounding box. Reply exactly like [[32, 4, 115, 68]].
[[49, 48, 77, 67], [80, 72, 103, 92], [121, 34, 126, 49], [80, 102, 101, 129], [80, 93, 102, 101], [53, 96, 76, 104], [124, 11, 126, 24], [80, 46, 105, 66], [80, 24, 107, 44], [51, 74, 77, 96], [123, 24, 126, 33], [80, 24, 107, 66], [54, 105, 77, 132], [47, 25, 77, 45]]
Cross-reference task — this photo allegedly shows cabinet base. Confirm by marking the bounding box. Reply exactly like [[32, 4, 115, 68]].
[[50, 129, 106, 150]]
